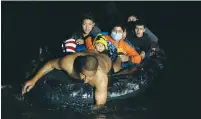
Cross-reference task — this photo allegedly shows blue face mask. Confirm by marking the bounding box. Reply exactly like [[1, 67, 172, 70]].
[[111, 32, 122, 42]]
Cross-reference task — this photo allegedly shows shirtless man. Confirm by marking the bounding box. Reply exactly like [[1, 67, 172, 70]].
[[22, 50, 112, 107]]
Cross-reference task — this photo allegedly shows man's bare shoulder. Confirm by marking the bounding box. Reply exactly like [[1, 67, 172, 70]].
[[59, 53, 81, 68], [61, 52, 83, 60], [97, 57, 111, 74]]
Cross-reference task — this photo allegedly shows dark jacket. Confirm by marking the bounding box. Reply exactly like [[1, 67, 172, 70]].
[[127, 31, 157, 53]]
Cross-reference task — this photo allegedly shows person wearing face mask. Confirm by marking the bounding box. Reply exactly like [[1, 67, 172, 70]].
[[104, 23, 141, 72], [85, 23, 141, 72]]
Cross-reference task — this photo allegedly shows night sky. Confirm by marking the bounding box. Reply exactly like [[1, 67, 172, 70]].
[[1, 1, 200, 118]]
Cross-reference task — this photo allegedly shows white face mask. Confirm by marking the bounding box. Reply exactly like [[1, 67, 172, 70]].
[[111, 32, 123, 42]]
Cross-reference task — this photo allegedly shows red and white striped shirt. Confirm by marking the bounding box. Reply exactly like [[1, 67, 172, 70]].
[[62, 39, 77, 53]]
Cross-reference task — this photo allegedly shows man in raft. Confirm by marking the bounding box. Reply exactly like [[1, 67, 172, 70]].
[[22, 50, 112, 108]]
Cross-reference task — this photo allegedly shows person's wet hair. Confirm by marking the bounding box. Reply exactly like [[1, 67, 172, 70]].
[[81, 13, 95, 23], [135, 19, 146, 28], [110, 22, 126, 33], [83, 55, 98, 71], [74, 55, 98, 72]]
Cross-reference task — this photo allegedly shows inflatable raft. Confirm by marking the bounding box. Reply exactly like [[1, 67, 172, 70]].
[[24, 49, 166, 107]]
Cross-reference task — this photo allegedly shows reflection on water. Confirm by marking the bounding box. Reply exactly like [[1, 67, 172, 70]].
[[2, 82, 160, 119]]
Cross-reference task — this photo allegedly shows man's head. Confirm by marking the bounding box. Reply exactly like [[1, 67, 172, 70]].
[[135, 20, 146, 38], [76, 55, 98, 83], [110, 23, 125, 42], [93, 34, 108, 52], [81, 14, 95, 35]]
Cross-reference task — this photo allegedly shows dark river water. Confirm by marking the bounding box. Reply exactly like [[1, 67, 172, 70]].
[[1, 1, 200, 119]]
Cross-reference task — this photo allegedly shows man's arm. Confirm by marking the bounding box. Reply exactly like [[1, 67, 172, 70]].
[[140, 51, 146, 59], [32, 58, 63, 82], [124, 43, 141, 64], [22, 58, 64, 94], [145, 27, 158, 43], [95, 73, 108, 106]]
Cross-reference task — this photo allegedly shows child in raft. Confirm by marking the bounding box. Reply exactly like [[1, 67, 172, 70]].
[[92, 34, 137, 73], [92, 33, 118, 62]]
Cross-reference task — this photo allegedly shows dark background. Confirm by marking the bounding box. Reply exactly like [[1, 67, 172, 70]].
[[1, 1, 200, 119]]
